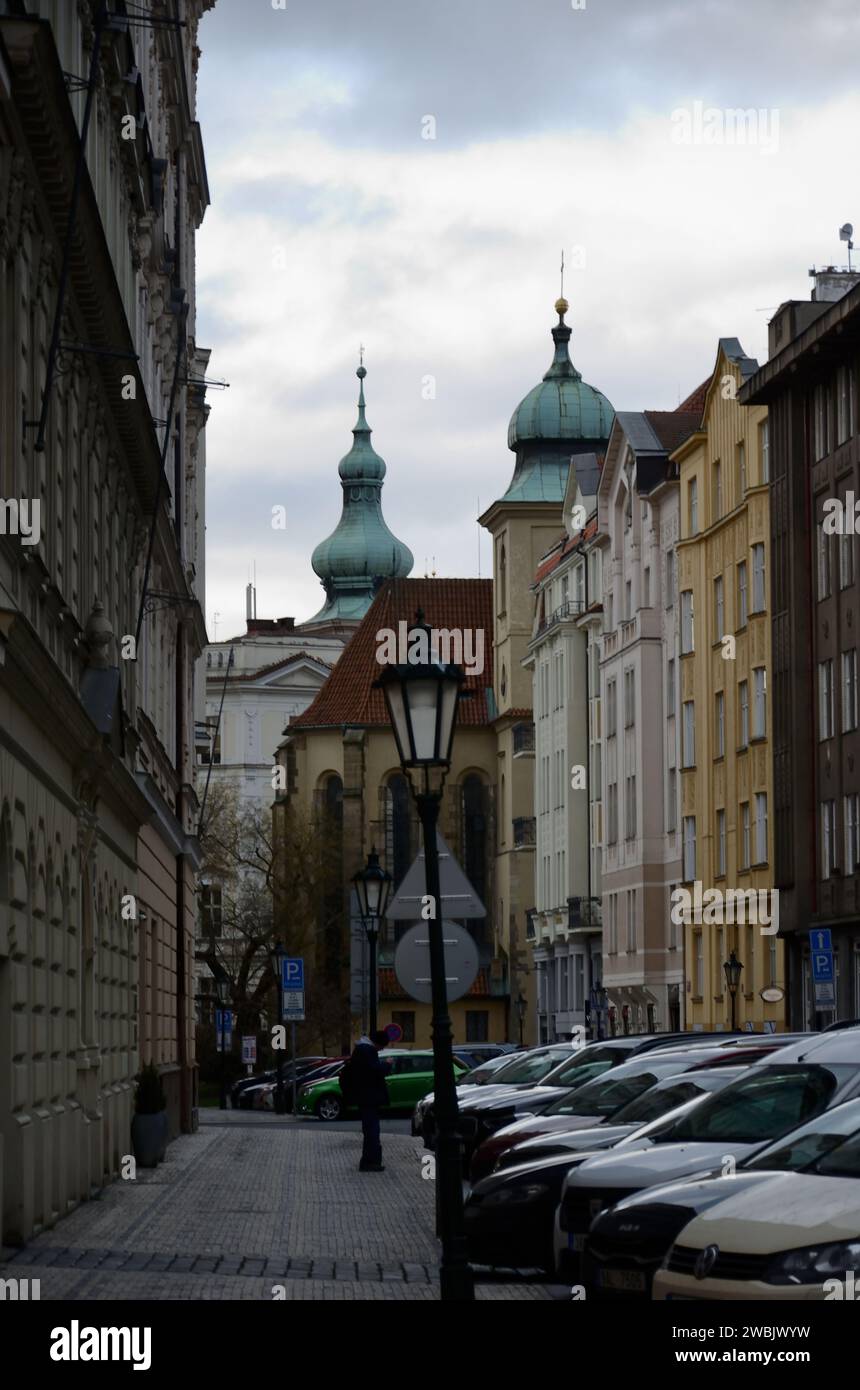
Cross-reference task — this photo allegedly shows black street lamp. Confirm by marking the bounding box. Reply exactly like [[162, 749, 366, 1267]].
[[723, 949, 744, 1032], [268, 938, 286, 1113], [353, 847, 393, 1036], [516, 993, 527, 1046], [374, 610, 474, 1302], [215, 976, 230, 1110]]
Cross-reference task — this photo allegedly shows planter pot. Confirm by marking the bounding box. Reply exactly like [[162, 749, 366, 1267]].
[[131, 1111, 168, 1169]]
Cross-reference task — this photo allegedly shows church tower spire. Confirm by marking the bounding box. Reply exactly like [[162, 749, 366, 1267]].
[[307, 360, 413, 628]]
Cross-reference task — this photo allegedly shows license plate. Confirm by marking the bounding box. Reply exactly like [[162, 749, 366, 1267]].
[[597, 1268, 645, 1293], [568, 1233, 586, 1251]]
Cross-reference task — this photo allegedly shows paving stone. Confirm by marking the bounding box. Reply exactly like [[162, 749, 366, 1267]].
[[310, 1258, 335, 1279], [119, 1253, 152, 1271], [170, 1256, 197, 1274], [334, 1260, 357, 1281], [239, 1258, 266, 1276], [74, 1250, 109, 1269], [192, 1257, 219, 1274], [356, 1261, 381, 1281], [146, 1254, 174, 1272]]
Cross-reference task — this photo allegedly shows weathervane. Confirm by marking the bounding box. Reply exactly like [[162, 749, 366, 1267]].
[[560, 249, 565, 301]]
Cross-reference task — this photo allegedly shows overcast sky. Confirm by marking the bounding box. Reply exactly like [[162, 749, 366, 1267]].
[[195, 0, 860, 641]]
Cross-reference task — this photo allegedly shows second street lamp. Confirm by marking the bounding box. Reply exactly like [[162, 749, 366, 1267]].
[[374, 609, 475, 1303], [268, 938, 286, 1113], [353, 848, 393, 1036], [723, 949, 744, 1032]]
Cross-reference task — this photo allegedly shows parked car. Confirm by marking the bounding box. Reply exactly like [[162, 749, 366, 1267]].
[[296, 1049, 470, 1121], [241, 1059, 345, 1112], [468, 1047, 774, 1183], [463, 1070, 744, 1274], [411, 1052, 517, 1135], [651, 1095, 860, 1300], [557, 1029, 860, 1279], [418, 1043, 580, 1149], [230, 1056, 330, 1109]]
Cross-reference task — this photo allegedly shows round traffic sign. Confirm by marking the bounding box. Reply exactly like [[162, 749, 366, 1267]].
[[394, 921, 479, 1004], [385, 1022, 403, 1042]]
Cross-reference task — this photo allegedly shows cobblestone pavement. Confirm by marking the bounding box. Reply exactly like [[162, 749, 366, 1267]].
[[0, 1113, 557, 1300]]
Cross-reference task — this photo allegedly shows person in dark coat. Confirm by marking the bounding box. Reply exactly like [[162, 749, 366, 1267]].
[[342, 1029, 390, 1171]]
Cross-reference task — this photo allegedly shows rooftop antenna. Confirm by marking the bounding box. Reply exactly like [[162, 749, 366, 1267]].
[[212, 611, 220, 642], [359, 342, 365, 368], [840, 222, 854, 271], [560, 248, 565, 301], [477, 497, 481, 577]]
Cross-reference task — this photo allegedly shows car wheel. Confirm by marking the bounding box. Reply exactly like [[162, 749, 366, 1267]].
[[316, 1095, 343, 1121]]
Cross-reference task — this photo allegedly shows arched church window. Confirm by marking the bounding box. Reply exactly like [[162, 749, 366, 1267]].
[[498, 543, 507, 615], [383, 774, 412, 889]]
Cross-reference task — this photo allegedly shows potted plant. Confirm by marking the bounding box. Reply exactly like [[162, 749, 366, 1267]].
[[131, 1061, 168, 1168]]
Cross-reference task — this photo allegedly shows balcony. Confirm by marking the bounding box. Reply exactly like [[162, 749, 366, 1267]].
[[533, 597, 585, 640], [512, 721, 535, 756], [513, 816, 536, 848]]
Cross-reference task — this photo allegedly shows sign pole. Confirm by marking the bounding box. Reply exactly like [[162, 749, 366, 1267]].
[[291, 1021, 297, 1114]]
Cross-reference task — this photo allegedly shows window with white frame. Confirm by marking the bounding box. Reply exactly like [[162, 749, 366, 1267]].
[[839, 526, 855, 591], [666, 658, 676, 717], [681, 591, 694, 653], [739, 679, 749, 747], [606, 678, 617, 737], [737, 560, 748, 627], [753, 667, 766, 739], [817, 518, 831, 600], [717, 808, 726, 876], [624, 668, 635, 727], [625, 774, 637, 839], [837, 364, 856, 445], [607, 783, 618, 844], [574, 955, 585, 1012], [754, 792, 768, 864], [682, 700, 695, 767], [714, 575, 724, 640], [819, 659, 835, 740], [844, 793, 859, 875], [737, 440, 746, 496], [666, 550, 676, 608], [842, 649, 858, 732], [667, 767, 677, 833], [740, 801, 750, 869], [559, 955, 569, 1011], [715, 691, 725, 758], [814, 381, 831, 461], [644, 567, 651, 607], [822, 799, 837, 879], [694, 931, 704, 996], [712, 459, 722, 520], [751, 543, 766, 612], [626, 889, 636, 952], [759, 419, 769, 483], [683, 816, 696, 881], [688, 477, 698, 535]]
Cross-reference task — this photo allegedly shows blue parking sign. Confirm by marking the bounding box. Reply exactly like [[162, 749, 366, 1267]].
[[282, 957, 304, 991], [812, 951, 834, 983]]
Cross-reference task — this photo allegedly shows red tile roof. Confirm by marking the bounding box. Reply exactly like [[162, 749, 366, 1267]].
[[644, 409, 701, 454], [677, 378, 709, 419], [289, 578, 494, 730], [532, 514, 598, 586]]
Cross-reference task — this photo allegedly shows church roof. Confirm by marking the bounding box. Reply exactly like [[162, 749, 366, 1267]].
[[289, 577, 494, 730]]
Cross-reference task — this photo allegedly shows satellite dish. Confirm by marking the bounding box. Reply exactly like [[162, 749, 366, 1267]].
[[840, 223, 854, 241]]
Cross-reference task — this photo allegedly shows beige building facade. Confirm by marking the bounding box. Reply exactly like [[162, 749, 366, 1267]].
[[673, 340, 785, 1029], [0, 0, 214, 1243]]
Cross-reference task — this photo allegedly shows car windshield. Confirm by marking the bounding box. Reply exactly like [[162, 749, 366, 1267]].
[[743, 1099, 860, 1175], [486, 1048, 571, 1085], [610, 1078, 712, 1125], [461, 1055, 515, 1084], [542, 1064, 682, 1118], [661, 1064, 850, 1145]]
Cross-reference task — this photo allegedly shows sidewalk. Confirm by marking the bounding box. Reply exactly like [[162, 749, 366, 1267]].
[[0, 1114, 556, 1300]]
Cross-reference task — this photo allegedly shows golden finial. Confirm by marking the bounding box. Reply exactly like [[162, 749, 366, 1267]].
[[555, 296, 569, 317]]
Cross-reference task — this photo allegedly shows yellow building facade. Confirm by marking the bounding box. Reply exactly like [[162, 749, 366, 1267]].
[[674, 340, 786, 1030]]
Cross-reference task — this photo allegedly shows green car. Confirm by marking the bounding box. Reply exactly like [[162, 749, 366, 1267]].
[[297, 1049, 469, 1121]]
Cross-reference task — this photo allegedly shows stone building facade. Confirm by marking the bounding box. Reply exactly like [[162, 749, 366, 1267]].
[[0, 0, 214, 1243]]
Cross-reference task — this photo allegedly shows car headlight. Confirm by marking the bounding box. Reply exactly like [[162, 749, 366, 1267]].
[[482, 1184, 549, 1207], [767, 1240, 860, 1285]]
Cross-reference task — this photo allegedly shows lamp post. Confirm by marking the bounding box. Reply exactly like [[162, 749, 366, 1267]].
[[215, 976, 230, 1110], [723, 949, 744, 1032], [516, 993, 527, 1046], [268, 938, 286, 1113], [353, 848, 393, 1036], [374, 610, 475, 1302]]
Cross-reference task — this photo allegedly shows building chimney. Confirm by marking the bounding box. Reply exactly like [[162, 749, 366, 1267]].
[[245, 582, 257, 623], [808, 265, 860, 303]]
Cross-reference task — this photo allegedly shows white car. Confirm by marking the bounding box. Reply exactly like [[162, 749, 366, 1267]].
[[556, 1029, 860, 1276], [653, 1096, 860, 1300]]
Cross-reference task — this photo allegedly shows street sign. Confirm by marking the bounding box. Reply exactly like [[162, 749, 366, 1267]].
[[282, 957, 304, 991], [216, 1009, 233, 1049], [385, 1022, 403, 1043], [814, 979, 836, 1009], [394, 921, 479, 1004], [811, 928, 832, 952], [242, 1036, 257, 1065], [812, 951, 834, 982], [282, 989, 305, 1022]]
